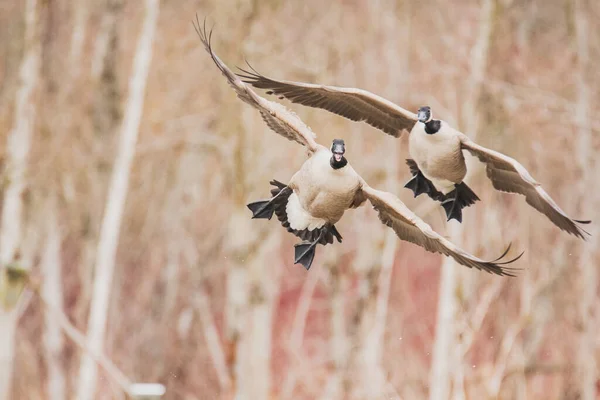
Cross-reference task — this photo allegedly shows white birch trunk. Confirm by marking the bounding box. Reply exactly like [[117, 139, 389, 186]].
[[356, 140, 400, 399], [0, 0, 41, 397], [281, 266, 321, 399], [41, 198, 66, 400], [331, 267, 348, 397], [0, 310, 17, 400], [225, 209, 280, 400], [195, 286, 232, 391], [77, 0, 122, 330], [359, 229, 397, 398], [221, 95, 279, 398], [358, 2, 406, 395], [574, 1, 597, 399], [224, 210, 250, 397], [76, 1, 160, 398], [69, 0, 89, 79], [428, 237, 458, 400], [429, 0, 495, 399], [320, 249, 347, 400], [91, 0, 123, 80], [240, 232, 280, 400], [0, 0, 40, 270]]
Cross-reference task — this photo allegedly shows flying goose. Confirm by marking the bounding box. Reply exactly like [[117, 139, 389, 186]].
[[237, 69, 591, 238], [194, 19, 522, 275]]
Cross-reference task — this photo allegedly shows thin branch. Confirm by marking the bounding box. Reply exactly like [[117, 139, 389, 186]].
[[281, 267, 323, 399], [193, 287, 232, 391], [471, 363, 569, 383], [458, 279, 505, 356], [30, 279, 134, 397]]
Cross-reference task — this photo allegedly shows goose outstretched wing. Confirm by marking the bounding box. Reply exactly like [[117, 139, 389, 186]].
[[237, 66, 418, 138], [460, 137, 590, 239], [194, 18, 321, 153], [359, 184, 523, 276]]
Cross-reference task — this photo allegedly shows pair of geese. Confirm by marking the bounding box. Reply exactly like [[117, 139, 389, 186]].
[[194, 18, 590, 277]]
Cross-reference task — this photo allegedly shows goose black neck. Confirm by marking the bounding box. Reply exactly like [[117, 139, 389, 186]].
[[424, 120, 441, 135], [330, 156, 348, 170]]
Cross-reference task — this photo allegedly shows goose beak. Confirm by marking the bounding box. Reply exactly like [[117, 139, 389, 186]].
[[334, 153, 343, 162]]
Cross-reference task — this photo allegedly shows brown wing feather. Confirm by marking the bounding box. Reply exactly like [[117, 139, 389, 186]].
[[193, 17, 321, 153], [360, 185, 522, 276], [237, 65, 418, 137], [460, 137, 591, 239]]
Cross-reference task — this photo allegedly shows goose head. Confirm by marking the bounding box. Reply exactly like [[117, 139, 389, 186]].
[[330, 139, 348, 170], [417, 106, 432, 123]]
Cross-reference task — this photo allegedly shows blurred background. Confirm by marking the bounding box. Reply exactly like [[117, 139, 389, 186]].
[[0, 0, 598, 399]]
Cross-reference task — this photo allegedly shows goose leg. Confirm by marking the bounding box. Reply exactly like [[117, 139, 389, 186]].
[[294, 231, 325, 270]]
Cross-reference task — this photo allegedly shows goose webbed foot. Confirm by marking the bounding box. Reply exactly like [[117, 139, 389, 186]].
[[403, 160, 444, 200], [440, 182, 480, 223], [404, 171, 432, 198], [247, 184, 291, 219], [293, 231, 325, 270], [441, 194, 463, 223], [247, 200, 275, 219]]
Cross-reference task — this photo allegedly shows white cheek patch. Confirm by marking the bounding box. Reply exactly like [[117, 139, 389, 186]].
[[286, 193, 327, 231]]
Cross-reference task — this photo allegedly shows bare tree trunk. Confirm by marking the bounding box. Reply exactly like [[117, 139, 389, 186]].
[[281, 265, 322, 399], [331, 265, 348, 399], [352, 140, 400, 400], [345, 214, 381, 398], [224, 208, 279, 400], [356, 1, 406, 395], [429, 236, 458, 400], [76, 1, 160, 398], [574, 1, 597, 399], [91, 0, 123, 80], [320, 249, 348, 400], [359, 230, 398, 398], [195, 285, 232, 391], [223, 217, 249, 396], [239, 232, 280, 399], [0, 0, 40, 271], [76, 0, 123, 330], [41, 198, 66, 400], [429, 0, 495, 399], [0, 0, 41, 397], [222, 114, 281, 399], [69, 0, 89, 79], [219, 35, 279, 393]]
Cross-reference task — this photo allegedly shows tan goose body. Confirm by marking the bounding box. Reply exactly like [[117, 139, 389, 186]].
[[287, 147, 363, 230], [409, 121, 467, 195]]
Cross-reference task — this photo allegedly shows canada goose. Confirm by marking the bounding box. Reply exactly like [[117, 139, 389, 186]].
[[237, 70, 591, 238], [194, 19, 522, 275]]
